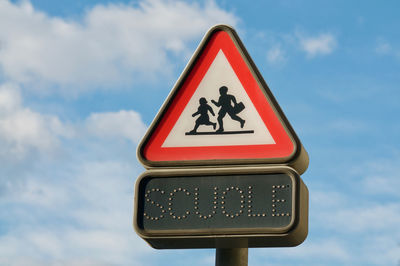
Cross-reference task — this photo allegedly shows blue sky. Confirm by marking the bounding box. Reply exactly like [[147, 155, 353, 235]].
[[0, 0, 399, 265]]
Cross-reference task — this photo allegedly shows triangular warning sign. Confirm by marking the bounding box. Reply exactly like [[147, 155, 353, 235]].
[[138, 25, 308, 174]]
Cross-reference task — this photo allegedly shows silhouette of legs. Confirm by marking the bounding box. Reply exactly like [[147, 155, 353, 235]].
[[229, 113, 245, 128], [190, 121, 217, 133], [216, 113, 226, 132], [189, 122, 200, 133], [204, 121, 217, 130], [216, 112, 245, 132]]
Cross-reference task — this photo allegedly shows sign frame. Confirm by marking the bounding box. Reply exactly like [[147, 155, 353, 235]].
[[137, 24, 308, 174], [133, 166, 308, 249]]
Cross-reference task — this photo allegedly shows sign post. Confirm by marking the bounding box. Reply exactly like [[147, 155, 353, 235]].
[[216, 248, 248, 266], [134, 24, 309, 265]]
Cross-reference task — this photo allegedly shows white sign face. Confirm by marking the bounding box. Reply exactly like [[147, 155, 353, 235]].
[[162, 50, 275, 148]]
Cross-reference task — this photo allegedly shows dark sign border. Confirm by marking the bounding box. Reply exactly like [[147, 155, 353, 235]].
[[133, 166, 308, 249]]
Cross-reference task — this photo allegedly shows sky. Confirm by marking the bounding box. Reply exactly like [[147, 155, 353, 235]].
[[0, 0, 399, 265]]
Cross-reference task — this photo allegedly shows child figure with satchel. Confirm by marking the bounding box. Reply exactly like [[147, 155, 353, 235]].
[[211, 86, 245, 133]]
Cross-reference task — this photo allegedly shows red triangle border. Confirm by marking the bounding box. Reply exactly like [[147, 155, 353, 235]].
[[142, 29, 295, 162]]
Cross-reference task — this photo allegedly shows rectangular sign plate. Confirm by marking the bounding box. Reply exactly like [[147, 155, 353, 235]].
[[134, 166, 308, 249]]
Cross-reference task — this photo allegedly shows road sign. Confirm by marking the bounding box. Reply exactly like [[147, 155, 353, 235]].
[[134, 166, 308, 249], [137, 24, 308, 174]]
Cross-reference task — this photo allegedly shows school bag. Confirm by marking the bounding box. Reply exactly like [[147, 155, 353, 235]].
[[233, 102, 245, 114]]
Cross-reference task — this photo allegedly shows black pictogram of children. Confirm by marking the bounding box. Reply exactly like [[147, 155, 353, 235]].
[[186, 86, 252, 135]]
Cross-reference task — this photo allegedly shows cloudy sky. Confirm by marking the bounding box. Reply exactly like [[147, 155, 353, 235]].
[[0, 0, 399, 265]]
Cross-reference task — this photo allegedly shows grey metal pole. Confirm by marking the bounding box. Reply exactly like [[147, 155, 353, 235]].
[[215, 248, 248, 266]]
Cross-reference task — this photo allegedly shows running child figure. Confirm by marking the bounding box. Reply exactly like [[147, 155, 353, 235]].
[[211, 86, 245, 133], [189, 97, 217, 133]]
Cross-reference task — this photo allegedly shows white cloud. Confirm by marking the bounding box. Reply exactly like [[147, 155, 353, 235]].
[[8, 178, 70, 207], [250, 239, 350, 266], [85, 110, 147, 144], [298, 32, 337, 57], [0, 1, 238, 265], [363, 174, 400, 196], [0, 83, 21, 112], [311, 178, 400, 234], [266, 45, 287, 65], [322, 203, 400, 233], [0, 0, 237, 94], [376, 39, 392, 55], [294, 185, 400, 265], [0, 83, 73, 159], [284, 239, 350, 260], [310, 190, 347, 208], [0, 156, 151, 265], [352, 156, 400, 197], [375, 38, 400, 59], [0, 82, 147, 160], [261, 29, 338, 65]]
